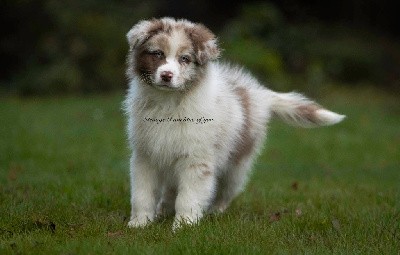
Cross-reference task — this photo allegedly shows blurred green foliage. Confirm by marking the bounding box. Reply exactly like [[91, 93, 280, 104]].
[[221, 2, 400, 92], [1, 1, 399, 95], [221, 3, 287, 89], [1, 0, 156, 95]]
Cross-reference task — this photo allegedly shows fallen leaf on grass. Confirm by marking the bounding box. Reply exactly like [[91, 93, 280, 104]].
[[29, 214, 56, 234], [291, 181, 299, 191], [269, 212, 281, 223], [34, 219, 56, 234]]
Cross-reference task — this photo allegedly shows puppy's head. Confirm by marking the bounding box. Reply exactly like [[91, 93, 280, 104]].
[[126, 18, 220, 91]]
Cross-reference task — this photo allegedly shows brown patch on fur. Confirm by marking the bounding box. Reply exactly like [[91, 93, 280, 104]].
[[297, 104, 321, 124], [177, 44, 195, 61], [189, 163, 212, 177], [185, 24, 213, 50], [153, 35, 171, 53], [184, 24, 219, 65], [135, 49, 167, 84], [231, 87, 255, 164], [202, 170, 212, 177], [134, 34, 172, 84], [127, 19, 171, 81], [139, 19, 172, 46]]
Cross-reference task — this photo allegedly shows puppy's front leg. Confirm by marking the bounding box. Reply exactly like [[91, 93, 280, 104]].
[[173, 161, 215, 231], [127, 154, 158, 228]]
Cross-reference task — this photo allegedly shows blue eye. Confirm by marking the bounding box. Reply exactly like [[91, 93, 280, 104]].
[[180, 55, 191, 64]]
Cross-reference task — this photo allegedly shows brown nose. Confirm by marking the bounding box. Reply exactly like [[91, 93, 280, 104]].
[[161, 71, 173, 82]]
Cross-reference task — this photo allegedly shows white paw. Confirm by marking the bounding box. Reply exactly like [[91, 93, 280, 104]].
[[172, 213, 201, 232], [127, 216, 152, 228]]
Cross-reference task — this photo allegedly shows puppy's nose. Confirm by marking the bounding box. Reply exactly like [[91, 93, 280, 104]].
[[161, 71, 173, 82]]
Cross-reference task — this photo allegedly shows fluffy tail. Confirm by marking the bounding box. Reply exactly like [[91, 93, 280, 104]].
[[270, 92, 345, 127]]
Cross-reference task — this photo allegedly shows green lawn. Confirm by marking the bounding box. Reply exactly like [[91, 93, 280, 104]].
[[1, 87, 399, 254]]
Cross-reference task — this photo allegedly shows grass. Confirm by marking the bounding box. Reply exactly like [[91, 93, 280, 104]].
[[0, 87, 399, 254]]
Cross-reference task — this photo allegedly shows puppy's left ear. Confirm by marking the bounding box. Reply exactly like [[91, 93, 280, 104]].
[[187, 24, 220, 65]]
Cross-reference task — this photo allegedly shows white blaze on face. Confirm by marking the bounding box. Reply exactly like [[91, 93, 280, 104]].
[[155, 30, 189, 88], [156, 59, 180, 87]]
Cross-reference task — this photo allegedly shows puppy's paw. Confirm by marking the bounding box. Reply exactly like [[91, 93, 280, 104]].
[[127, 216, 152, 228], [172, 214, 200, 232], [208, 200, 228, 214]]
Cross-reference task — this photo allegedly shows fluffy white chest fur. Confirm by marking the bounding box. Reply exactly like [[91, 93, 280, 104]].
[[124, 17, 345, 231]]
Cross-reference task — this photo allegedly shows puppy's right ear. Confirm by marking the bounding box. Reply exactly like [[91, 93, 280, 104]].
[[126, 19, 163, 49], [186, 23, 221, 65]]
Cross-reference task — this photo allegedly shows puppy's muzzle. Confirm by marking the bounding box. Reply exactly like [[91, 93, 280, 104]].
[[161, 71, 173, 82]]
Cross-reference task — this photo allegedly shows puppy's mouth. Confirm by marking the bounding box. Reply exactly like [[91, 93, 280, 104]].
[[154, 82, 179, 91], [155, 77, 185, 91]]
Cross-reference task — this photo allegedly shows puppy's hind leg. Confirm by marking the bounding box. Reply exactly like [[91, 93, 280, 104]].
[[156, 185, 177, 219], [210, 158, 253, 214]]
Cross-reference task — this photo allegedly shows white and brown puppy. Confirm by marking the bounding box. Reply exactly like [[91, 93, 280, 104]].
[[124, 17, 345, 231]]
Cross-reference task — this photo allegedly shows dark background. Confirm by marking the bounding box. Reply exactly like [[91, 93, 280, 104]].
[[1, 0, 399, 95]]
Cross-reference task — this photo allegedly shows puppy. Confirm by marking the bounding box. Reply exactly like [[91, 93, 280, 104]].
[[124, 17, 345, 231]]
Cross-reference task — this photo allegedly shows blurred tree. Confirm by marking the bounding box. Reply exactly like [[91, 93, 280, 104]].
[[1, 0, 156, 95], [1, 0, 52, 89], [0, 0, 399, 95], [221, 2, 287, 89], [220, 2, 400, 92]]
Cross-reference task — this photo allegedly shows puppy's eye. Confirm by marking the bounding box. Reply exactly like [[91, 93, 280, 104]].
[[148, 50, 164, 59], [179, 55, 191, 64]]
